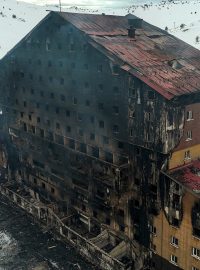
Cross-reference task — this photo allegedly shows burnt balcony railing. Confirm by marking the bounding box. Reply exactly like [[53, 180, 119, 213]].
[[9, 122, 129, 168]]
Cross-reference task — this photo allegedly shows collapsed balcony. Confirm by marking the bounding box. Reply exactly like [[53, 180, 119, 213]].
[[0, 182, 133, 270]]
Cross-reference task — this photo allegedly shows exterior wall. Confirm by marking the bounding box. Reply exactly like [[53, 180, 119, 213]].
[[169, 144, 200, 169], [152, 191, 200, 270], [127, 82, 184, 154], [169, 103, 200, 169]]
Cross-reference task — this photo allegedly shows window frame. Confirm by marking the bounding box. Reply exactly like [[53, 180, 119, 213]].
[[192, 247, 200, 260], [184, 150, 191, 160], [170, 254, 178, 265], [171, 236, 179, 247], [186, 110, 193, 121], [186, 130, 192, 141]]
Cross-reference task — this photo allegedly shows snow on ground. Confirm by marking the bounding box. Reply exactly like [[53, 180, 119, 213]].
[[0, 0, 48, 58], [0, 0, 200, 59]]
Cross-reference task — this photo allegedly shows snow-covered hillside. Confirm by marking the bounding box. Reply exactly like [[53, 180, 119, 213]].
[[0, 0, 48, 59], [0, 0, 200, 59]]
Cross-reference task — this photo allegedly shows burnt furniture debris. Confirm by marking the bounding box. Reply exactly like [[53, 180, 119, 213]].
[[0, 11, 200, 270]]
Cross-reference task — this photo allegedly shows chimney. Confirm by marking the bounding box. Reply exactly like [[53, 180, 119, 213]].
[[128, 26, 136, 38], [126, 14, 143, 37]]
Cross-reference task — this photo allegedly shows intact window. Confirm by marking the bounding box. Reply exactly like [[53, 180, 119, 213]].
[[184, 150, 191, 160], [170, 255, 178, 265], [192, 247, 200, 259], [171, 236, 178, 247], [187, 110, 193, 120], [192, 267, 199, 270], [150, 225, 156, 235], [186, 130, 192, 140]]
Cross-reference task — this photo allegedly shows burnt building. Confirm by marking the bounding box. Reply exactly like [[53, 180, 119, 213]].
[[0, 11, 200, 270]]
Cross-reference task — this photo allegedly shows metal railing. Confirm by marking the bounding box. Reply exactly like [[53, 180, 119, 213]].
[[0, 185, 128, 270]]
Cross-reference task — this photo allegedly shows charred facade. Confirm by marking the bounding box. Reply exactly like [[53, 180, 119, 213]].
[[0, 11, 200, 270]]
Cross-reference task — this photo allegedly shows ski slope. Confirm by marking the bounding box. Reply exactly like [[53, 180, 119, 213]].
[[0, 0, 200, 59]]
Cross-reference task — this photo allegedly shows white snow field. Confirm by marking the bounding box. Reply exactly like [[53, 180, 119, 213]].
[[0, 0, 200, 59], [0, 0, 47, 59]]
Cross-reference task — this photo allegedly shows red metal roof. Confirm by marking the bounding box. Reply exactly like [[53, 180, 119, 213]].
[[169, 160, 200, 193], [58, 12, 200, 100]]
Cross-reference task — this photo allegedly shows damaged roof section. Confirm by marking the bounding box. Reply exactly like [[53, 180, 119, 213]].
[[58, 12, 200, 100], [169, 160, 200, 194]]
